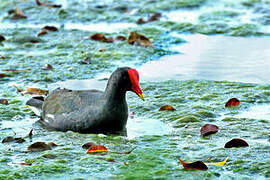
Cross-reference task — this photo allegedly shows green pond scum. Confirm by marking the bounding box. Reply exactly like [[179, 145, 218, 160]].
[[0, 0, 270, 179]]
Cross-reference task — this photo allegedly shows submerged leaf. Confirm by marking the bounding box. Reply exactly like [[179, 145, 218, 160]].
[[205, 157, 229, 166], [27, 142, 52, 152], [87, 145, 108, 153], [225, 138, 249, 148], [128, 32, 153, 47], [159, 105, 176, 111], [200, 124, 219, 136], [225, 98, 240, 107], [0, 99, 8, 105], [178, 158, 208, 170], [11, 8, 27, 19]]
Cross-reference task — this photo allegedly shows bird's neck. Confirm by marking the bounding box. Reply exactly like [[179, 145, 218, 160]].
[[103, 79, 127, 104]]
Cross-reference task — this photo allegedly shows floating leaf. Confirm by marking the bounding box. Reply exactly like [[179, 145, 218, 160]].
[[41, 64, 53, 70], [115, 36, 126, 41], [14, 162, 32, 166], [82, 142, 95, 149], [11, 8, 27, 19], [90, 33, 113, 43], [36, 0, 62, 8], [0, 99, 8, 105], [224, 138, 249, 148], [2, 136, 25, 143], [205, 157, 229, 166], [80, 57, 91, 64], [178, 158, 208, 170], [137, 13, 161, 24], [42, 26, 58, 31], [136, 18, 147, 24], [200, 124, 219, 136], [24, 88, 49, 95], [0, 34, 5, 42], [225, 98, 240, 107], [128, 32, 153, 47], [159, 105, 176, 111], [98, 48, 105, 52], [2, 68, 31, 72], [27, 142, 52, 152], [37, 29, 48, 36], [87, 145, 108, 153]]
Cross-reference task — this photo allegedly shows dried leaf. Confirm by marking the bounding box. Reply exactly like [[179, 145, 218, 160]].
[[87, 144, 108, 153], [200, 124, 219, 136], [14, 162, 32, 166], [205, 157, 229, 166], [225, 98, 240, 107], [115, 36, 126, 41], [2, 68, 31, 72], [98, 48, 105, 52], [13, 85, 23, 93], [224, 138, 249, 148], [0, 99, 8, 105], [24, 88, 49, 95], [137, 13, 161, 24], [90, 33, 113, 43], [82, 142, 95, 149], [36, 0, 61, 8], [178, 158, 208, 170], [41, 64, 53, 70], [27, 142, 52, 152], [159, 105, 176, 111], [128, 32, 153, 47], [136, 18, 147, 24], [11, 8, 27, 19], [0, 56, 5, 59], [37, 29, 48, 36], [0, 34, 5, 42]]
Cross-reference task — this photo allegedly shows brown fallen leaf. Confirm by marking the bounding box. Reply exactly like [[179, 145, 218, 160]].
[[82, 142, 95, 149], [178, 158, 208, 170], [87, 144, 108, 154], [27, 142, 52, 152], [136, 12, 162, 24], [128, 32, 153, 47], [90, 33, 113, 43], [41, 64, 53, 70], [37, 29, 48, 36], [224, 138, 249, 148], [24, 88, 49, 95], [159, 105, 176, 111], [13, 162, 32, 166], [0, 34, 5, 42], [225, 98, 240, 107], [37, 26, 58, 37], [98, 48, 105, 52], [36, 0, 62, 8], [0, 56, 5, 59], [115, 36, 126, 41], [11, 8, 27, 19], [136, 18, 147, 24], [200, 124, 219, 136], [13, 85, 23, 93], [0, 99, 8, 105]]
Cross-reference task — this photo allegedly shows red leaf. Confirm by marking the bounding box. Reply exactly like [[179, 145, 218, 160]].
[[225, 98, 240, 107], [87, 145, 108, 153], [224, 138, 249, 148], [200, 124, 219, 136], [178, 158, 208, 170]]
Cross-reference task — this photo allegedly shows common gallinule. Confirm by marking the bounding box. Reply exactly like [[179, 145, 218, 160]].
[[26, 67, 144, 133]]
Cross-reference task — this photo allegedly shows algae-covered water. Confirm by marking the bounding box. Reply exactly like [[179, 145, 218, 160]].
[[0, 0, 270, 179]]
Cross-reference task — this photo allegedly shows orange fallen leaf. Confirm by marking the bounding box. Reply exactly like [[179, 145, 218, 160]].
[[11, 8, 27, 19], [0, 99, 8, 105], [159, 105, 176, 111], [178, 158, 208, 170], [200, 124, 219, 136], [225, 98, 240, 107], [224, 138, 249, 148], [87, 144, 108, 153], [128, 32, 153, 47]]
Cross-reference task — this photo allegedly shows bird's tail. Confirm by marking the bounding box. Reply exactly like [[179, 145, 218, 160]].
[[26, 96, 44, 116]]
